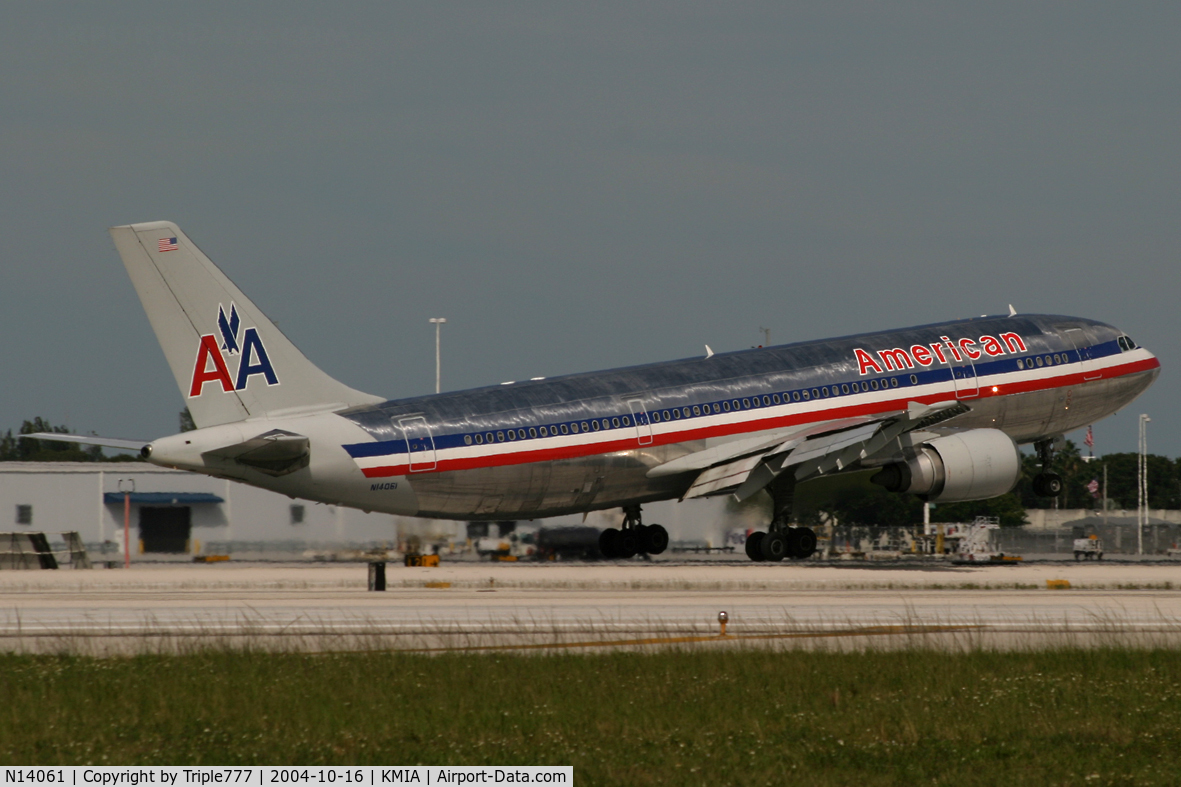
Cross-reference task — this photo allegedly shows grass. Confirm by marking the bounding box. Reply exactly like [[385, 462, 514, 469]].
[[3, 648, 1180, 785]]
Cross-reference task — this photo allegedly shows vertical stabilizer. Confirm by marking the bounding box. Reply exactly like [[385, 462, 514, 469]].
[[110, 221, 383, 428]]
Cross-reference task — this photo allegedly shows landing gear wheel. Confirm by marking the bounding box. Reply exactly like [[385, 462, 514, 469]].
[[643, 524, 669, 555], [599, 528, 620, 559], [745, 531, 767, 562], [761, 531, 788, 562], [616, 529, 639, 559], [632, 524, 649, 549], [791, 527, 818, 559], [1033, 472, 1063, 497]]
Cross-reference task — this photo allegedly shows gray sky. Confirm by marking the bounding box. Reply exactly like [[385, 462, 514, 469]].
[[2, 3, 1178, 456]]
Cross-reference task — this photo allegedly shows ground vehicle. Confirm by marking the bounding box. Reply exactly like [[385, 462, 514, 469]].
[[1073, 536, 1104, 561]]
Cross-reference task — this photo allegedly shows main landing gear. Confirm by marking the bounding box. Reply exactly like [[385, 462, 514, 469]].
[[1032, 437, 1064, 498], [744, 476, 817, 562], [599, 505, 669, 559]]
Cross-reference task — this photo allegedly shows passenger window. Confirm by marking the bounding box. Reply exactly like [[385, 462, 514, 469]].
[[1035, 356, 1044, 367], [475, 433, 484, 445], [464, 435, 473, 445], [732, 400, 740, 410], [651, 412, 661, 423], [722, 401, 731, 411], [496, 431, 504, 442], [672, 409, 681, 420], [840, 384, 849, 395], [890, 378, 898, 388], [792, 391, 801, 401], [506, 430, 516, 441], [540, 426, 548, 437], [561, 424, 570, 435], [622, 415, 631, 426], [662, 410, 671, 421], [516, 429, 525, 439], [529, 427, 537, 439], [811, 389, 820, 399], [910, 374, 918, 385], [682, 407, 691, 418], [850, 383, 859, 393], [762, 395, 771, 406], [870, 379, 879, 390], [821, 388, 830, 398], [601, 419, 609, 429], [579, 421, 589, 432], [590, 420, 600, 431], [713, 403, 721, 413], [692, 406, 701, 416], [742, 398, 751, 409], [612, 417, 621, 428], [802, 390, 810, 400], [1017, 359, 1024, 370], [773, 393, 781, 404]]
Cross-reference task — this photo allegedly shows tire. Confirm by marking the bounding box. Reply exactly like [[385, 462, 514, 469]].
[[1074, 552, 1082, 562], [631, 524, 649, 552], [745, 531, 767, 562], [792, 527, 818, 559], [598, 528, 620, 559], [644, 524, 669, 555], [616, 529, 639, 559], [1097, 553, 1103, 561], [761, 531, 788, 562], [1034, 472, 1063, 497]]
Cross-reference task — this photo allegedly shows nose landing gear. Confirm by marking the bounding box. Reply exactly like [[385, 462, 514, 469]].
[[1032, 437, 1064, 498], [599, 505, 669, 559]]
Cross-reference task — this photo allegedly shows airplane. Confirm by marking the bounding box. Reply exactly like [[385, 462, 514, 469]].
[[35, 221, 1160, 562]]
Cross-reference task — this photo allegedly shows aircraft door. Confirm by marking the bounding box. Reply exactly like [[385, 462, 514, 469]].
[[397, 416, 437, 472], [1060, 327, 1102, 381], [951, 359, 979, 399], [626, 399, 654, 446]]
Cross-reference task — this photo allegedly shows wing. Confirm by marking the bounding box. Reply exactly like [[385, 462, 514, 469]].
[[665, 400, 970, 501]]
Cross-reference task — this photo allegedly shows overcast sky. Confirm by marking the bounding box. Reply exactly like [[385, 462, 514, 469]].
[[2, 3, 1178, 456]]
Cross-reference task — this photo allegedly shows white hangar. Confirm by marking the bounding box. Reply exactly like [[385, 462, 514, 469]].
[[0, 462, 431, 557]]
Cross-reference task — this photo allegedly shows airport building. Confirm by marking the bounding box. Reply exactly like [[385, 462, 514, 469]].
[[0, 462, 427, 557]]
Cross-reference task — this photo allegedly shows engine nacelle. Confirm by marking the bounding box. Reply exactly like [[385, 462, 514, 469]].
[[871, 429, 1022, 502]]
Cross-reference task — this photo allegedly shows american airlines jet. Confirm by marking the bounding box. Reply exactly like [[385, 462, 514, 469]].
[[40, 222, 1160, 562]]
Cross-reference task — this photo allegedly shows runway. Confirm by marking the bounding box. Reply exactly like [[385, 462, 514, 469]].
[[2, 560, 1179, 654]]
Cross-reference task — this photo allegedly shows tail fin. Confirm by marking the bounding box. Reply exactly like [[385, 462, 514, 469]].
[[110, 221, 383, 428]]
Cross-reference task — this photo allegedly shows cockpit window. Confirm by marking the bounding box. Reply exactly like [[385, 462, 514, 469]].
[[1119, 335, 1137, 351]]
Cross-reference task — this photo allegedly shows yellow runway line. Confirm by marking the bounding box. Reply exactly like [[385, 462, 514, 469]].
[[384, 624, 981, 654]]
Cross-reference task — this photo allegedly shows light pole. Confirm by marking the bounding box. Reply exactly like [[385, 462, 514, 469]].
[[117, 478, 135, 569], [428, 318, 447, 394], [1138, 414, 1150, 556]]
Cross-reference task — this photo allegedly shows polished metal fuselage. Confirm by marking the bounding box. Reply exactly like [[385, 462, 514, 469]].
[[326, 313, 1157, 520]]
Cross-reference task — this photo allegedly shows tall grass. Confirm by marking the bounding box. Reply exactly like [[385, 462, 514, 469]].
[[3, 648, 1180, 785]]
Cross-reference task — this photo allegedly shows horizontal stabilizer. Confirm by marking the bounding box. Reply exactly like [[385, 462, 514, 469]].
[[22, 433, 148, 451]]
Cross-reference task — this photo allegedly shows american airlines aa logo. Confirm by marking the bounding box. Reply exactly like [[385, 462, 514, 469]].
[[188, 303, 279, 397]]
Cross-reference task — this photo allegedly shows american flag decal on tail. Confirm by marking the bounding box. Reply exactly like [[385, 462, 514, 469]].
[[158, 237, 178, 252]]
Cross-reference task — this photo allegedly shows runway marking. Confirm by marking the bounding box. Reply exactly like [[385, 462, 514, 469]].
[[354, 623, 985, 654]]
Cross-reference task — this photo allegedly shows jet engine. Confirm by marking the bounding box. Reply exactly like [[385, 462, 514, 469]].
[[871, 429, 1022, 502]]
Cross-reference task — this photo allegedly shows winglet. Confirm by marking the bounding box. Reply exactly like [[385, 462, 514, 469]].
[[1008, 304, 1017, 317], [704, 345, 715, 359]]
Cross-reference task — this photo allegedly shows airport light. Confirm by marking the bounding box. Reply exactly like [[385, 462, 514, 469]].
[[1138, 414, 1151, 555], [718, 610, 728, 637], [117, 478, 135, 568], [428, 318, 447, 394]]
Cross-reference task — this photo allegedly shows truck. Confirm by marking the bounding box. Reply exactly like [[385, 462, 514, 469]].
[[1073, 536, 1104, 561]]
